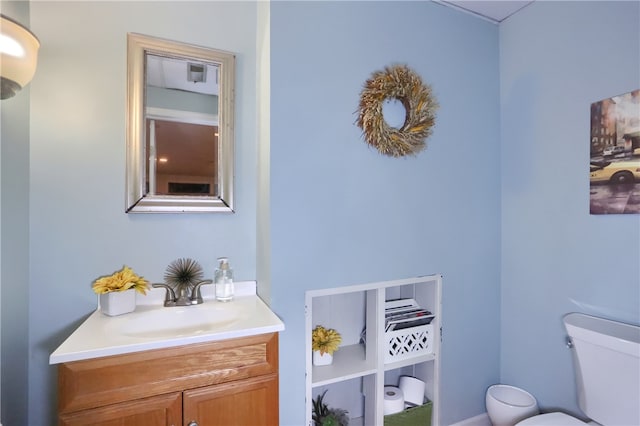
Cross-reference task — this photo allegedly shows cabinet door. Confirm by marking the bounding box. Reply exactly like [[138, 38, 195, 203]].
[[59, 392, 181, 426], [183, 373, 278, 426]]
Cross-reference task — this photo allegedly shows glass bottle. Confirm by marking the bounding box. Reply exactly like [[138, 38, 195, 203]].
[[214, 257, 234, 302]]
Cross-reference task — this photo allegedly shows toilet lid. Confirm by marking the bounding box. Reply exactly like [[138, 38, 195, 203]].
[[517, 413, 588, 426]]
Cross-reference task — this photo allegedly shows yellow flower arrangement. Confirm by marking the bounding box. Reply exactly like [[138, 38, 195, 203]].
[[92, 266, 149, 295], [312, 325, 342, 355]]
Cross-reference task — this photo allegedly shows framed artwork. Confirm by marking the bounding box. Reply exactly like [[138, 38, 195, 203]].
[[589, 89, 640, 214]]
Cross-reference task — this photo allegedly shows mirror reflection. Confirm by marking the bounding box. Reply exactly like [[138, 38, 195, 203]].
[[126, 33, 235, 213], [146, 118, 218, 196]]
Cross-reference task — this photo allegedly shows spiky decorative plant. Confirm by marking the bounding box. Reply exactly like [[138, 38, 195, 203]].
[[164, 258, 204, 293], [312, 390, 349, 426]]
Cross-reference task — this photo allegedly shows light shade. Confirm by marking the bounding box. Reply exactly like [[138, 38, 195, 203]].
[[0, 14, 39, 100]]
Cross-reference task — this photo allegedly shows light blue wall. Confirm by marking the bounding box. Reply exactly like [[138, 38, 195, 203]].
[[500, 0, 640, 418], [27, 2, 258, 424], [0, 3, 31, 425], [146, 86, 218, 116], [271, 2, 501, 424], [6, 1, 636, 424]]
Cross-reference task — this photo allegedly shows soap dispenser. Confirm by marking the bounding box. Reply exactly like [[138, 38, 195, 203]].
[[214, 257, 234, 302]]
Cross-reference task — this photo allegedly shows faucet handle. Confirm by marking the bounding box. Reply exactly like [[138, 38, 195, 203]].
[[152, 283, 177, 307], [190, 279, 213, 305]]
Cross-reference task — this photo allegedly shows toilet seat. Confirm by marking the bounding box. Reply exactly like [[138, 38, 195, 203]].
[[516, 412, 588, 426]]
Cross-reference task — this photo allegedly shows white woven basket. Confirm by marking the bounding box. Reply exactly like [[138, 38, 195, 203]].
[[385, 323, 434, 363]]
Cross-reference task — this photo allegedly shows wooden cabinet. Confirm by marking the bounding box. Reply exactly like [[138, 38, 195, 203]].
[[59, 392, 182, 426], [57, 333, 279, 426], [305, 275, 441, 425], [184, 374, 278, 425]]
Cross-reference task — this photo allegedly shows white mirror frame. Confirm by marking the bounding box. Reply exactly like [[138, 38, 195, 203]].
[[126, 33, 235, 213]]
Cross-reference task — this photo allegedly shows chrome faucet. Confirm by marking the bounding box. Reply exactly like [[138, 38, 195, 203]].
[[151, 283, 177, 306], [190, 279, 213, 305], [152, 279, 213, 307]]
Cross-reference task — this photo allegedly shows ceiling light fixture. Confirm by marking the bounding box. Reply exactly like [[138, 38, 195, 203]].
[[0, 14, 39, 100]]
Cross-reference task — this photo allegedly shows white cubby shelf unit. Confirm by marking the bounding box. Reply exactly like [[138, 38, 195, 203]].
[[305, 275, 442, 426]]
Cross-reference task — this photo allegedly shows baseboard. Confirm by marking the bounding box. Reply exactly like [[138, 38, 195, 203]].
[[449, 412, 492, 426]]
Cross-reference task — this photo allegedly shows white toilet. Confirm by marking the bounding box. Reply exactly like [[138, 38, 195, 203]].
[[516, 312, 640, 426], [486, 384, 539, 426]]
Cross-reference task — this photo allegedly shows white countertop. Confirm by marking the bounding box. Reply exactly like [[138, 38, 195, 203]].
[[50, 281, 284, 364]]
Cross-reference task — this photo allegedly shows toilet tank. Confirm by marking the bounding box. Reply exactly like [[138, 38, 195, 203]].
[[564, 312, 640, 426]]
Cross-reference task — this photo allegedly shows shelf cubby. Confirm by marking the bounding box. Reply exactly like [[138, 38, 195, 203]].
[[305, 275, 441, 425]]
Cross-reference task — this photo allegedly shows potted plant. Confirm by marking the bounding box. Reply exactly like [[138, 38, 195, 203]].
[[92, 265, 149, 316], [312, 390, 349, 426], [312, 325, 342, 366]]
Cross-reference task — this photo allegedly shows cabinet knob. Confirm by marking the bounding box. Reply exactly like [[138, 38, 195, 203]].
[[188, 422, 198, 426]]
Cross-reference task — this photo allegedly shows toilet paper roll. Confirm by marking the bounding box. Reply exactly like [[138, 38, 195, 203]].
[[383, 386, 405, 415], [398, 375, 426, 406]]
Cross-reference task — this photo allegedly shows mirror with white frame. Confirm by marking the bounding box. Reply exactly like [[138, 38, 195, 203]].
[[126, 33, 235, 213]]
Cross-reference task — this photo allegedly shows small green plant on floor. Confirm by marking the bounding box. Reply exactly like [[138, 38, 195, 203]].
[[312, 390, 349, 426]]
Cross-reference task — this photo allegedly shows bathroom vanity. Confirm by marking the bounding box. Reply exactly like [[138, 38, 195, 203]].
[[57, 333, 278, 425], [50, 282, 284, 426]]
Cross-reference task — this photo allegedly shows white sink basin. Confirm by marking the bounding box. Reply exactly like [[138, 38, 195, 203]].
[[106, 303, 240, 339]]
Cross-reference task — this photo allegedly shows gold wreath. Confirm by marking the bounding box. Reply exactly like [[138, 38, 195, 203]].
[[356, 65, 438, 157]]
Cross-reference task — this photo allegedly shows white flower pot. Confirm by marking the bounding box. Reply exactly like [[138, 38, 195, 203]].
[[100, 289, 136, 316], [313, 350, 333, 366]]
